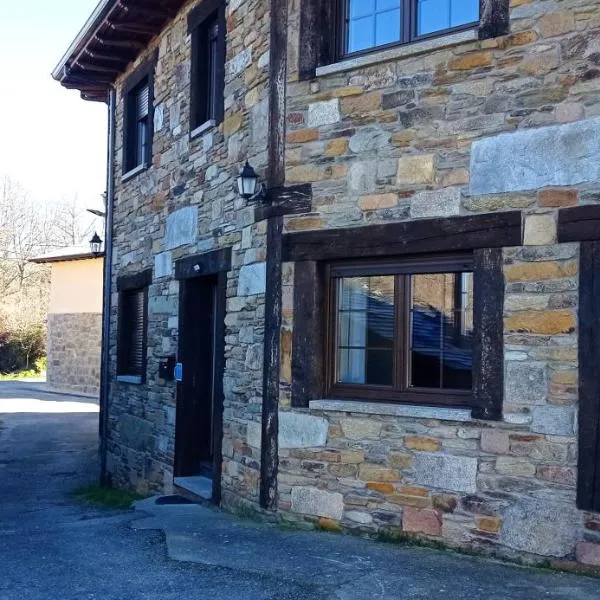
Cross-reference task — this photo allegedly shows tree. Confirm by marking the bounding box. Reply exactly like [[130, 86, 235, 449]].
[[0, 176, 102, 374]]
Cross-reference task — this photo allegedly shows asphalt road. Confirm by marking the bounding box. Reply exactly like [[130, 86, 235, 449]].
[[1, 381, 599, 600], [0, 382, 321, 600]]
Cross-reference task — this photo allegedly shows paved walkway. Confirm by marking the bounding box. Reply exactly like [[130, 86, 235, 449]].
[[1, 381, 599, 599]]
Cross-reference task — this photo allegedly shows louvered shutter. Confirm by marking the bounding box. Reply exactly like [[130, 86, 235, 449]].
[[135, 84, 149, 121], [118, 288, 146, 378], [128, 289, 146, 376]]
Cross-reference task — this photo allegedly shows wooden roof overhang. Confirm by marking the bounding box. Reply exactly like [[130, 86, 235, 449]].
[[52, 0, 186, 102]]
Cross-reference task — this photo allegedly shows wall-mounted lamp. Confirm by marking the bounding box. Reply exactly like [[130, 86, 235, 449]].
[[237, 161, 268, 202], [89, 232, 103, 257]]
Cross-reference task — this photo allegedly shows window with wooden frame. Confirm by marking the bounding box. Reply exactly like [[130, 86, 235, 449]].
[[326, 254, 474, 406], [117, 287, 148, 381], [339, 0, 479, 57], [124, 80, 151, 173], [299, 0, 508, 79], [189, 0, 225, 134]]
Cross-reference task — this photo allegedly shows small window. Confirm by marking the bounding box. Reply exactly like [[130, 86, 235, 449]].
[[341, 0, 479, 56], [125, 80, 151, 172], [327, 255, 474, 406], [117, 287, 148, 380], [190, 10, 225, 131]]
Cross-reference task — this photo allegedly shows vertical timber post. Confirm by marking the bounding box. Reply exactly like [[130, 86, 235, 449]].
[[260, 0, 288, 509]]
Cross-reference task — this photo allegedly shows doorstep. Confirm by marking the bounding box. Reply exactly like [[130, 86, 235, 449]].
[[173, 476, 212, 502]]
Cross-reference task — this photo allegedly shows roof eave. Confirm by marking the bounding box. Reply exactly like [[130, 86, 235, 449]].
[[52, 0, 114, 82]]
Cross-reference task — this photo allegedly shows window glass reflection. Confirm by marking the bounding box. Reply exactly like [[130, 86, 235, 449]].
[[336, 276, 395, 386], [347, 0, 402, 53], [410, 272, 473, 390], [417, 0, 479, 36]]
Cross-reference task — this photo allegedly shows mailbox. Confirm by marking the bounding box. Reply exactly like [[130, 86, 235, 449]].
[[159, 356, 176, 381]]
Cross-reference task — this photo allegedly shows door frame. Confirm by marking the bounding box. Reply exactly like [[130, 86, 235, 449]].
[[174, 248, 231, 505]]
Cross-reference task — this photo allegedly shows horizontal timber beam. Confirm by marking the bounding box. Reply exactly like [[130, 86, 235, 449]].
[[282, 211, 522, 262]]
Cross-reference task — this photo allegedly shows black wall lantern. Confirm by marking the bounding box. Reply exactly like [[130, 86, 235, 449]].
[[89, 232, 103, 256], [237, 161, 267, 202]]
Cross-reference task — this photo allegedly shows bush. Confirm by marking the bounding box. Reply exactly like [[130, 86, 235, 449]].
[[0, 321, 46, 374]]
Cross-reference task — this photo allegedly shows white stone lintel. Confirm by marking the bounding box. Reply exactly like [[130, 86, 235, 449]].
[[309, 399, 472, 422], [190, 119, 216, 140], [121, 162, 149, 183], [316, 29, 478, 77], [116, 375, 143, 385]]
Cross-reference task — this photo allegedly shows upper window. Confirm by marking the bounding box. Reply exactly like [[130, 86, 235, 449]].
[[190, 9, 225, 132], [327, 255, 473, 406], [342, 0, 479, 56], [124, 80, 151, 173], [117, 287, 148, 381]]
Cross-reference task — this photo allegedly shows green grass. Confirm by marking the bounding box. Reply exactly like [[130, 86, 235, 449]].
[[0, 357, 46, 381], [72, 485, 145, 510]]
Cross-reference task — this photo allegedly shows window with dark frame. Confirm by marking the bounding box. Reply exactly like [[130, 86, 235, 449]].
[[327, 255, 474, 406], [341, 0, 480, 57], [190, 9, 225, 131], [117, 287, 148, 380], [125, 80, 150, 173]]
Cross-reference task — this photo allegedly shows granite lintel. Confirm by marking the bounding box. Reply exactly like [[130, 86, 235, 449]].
[[315, 29, 478, 77], [190, 119, 216, 140], [309, 399, 473, 422], [116, 375, 143, 385], [121, 162, 149, 183]]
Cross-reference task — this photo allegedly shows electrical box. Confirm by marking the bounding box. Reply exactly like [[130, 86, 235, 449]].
[[159, 356, 176, 381]]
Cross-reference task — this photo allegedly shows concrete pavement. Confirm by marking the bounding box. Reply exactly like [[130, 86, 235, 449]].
[[1, 381, 599, 599], [0, 382, 318, 600]]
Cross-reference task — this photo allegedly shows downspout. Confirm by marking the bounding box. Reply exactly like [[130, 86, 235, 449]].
[[99, 86, 116, 487]]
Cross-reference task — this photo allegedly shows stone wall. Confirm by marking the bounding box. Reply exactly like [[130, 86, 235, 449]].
[[47, 313, 102, 396], [102, 0, 600, 569], [105, 0, 271, 502], [274, 0, 600, 568]]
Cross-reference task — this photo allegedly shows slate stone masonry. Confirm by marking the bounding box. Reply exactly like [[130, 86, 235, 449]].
[[276, 0, 600, 569], [103, 0, 600, 571], [47, 313, 102, 396]]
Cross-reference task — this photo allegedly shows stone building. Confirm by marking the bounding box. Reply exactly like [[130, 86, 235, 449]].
[[53, 0, 600, 569], [31, 248, 103, 395]]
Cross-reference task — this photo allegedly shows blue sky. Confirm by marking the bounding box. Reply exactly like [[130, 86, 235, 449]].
[[0, 0, 107, 211]]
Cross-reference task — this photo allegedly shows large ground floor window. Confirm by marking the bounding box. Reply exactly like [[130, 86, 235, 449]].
[[326, 254, 473, 406]]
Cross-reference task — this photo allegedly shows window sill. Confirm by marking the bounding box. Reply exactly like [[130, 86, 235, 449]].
[[116, 375, 144, 385], [309, 399, 472, 422], [190, 120, 216, 140], [315, 28, 478, 77], [121, 163, 149, 183]]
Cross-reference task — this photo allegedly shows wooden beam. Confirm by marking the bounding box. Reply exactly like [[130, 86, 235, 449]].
[[282, 211, 522, 262], [260, 216, 283, 510], [84, 49, 135, 64], [577, 242, 600, 511], [117, 269, 152, 292], [254, 184, 312, 221], [94, 35, 146, 51], [75, 61, 122, 75], [291, 261, 325, 407], [122, 3, 177, 21], [107, 21, 157, 36], [558, 205, 600, 243], [267, 0, 288, 187], [259, 0, 290, 511], [174, 248, 232, 280], [211, 271, 227, 506], [471, 248, 504, 421], [298, 0, 337, 79], [479, 0, 510, 39]]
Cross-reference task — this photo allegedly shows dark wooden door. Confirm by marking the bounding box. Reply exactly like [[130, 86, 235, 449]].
[[175, 276, 217, 478]]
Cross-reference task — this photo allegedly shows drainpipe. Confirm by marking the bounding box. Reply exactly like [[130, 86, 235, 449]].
[[99, 86, 116, 487]]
